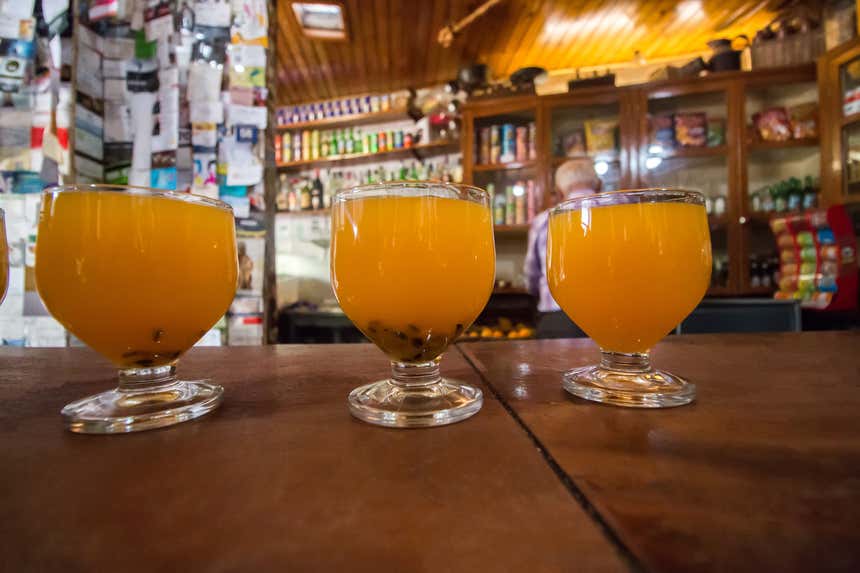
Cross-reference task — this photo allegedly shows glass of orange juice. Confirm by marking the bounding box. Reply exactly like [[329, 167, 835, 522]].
[[35, 185, 238, 433], [547, 189, 712, 408], [331, 182, 495, 427]]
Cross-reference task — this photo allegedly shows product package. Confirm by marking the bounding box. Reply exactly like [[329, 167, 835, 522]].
[[674, 112, 707, 147]]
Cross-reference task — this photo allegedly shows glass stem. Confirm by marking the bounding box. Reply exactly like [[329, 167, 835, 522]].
[[599, 350, 652, 373], [390, 358, 442, 389], [117, 365, 178, 393]]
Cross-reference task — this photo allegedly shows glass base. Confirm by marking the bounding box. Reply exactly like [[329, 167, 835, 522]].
[[61, 365, 223, 434], [562, 350, 696, 408], [348, 359, 482, 428]]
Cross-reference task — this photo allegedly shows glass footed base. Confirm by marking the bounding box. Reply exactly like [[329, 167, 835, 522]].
[[348, 376, 483, 428], [62, 378, 223, 434], [562, 351, 696, 408]]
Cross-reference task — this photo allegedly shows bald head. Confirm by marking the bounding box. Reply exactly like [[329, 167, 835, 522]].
[[555, 158, 601, 199]]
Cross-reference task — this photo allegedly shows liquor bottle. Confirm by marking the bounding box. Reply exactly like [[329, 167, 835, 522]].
[[378, 131, 387, 153], [802, 176, 818, 210], [276, 174, 288, 210], [287, 178, 299, 212], [493, 191, 506, 225], [300, 180, 312, 211], [452, 158, 463, 183], [369, 132, 378, 153], [354, 128, 363, 153], [505, 185, 515, 224], [310, 130, 320, 160], [311, 169, 324, 210], [274, 132, 282, 163], [409, 161, 419, 180], [514, 182, 526, 224], [336, 129, 345, 155], [399, 162, 409, 180], [282, 133, 292, 163], [787, 177, 803, 211], [320, 132, 329, 158], [345, 127, 354, 154], [301, 130, 311, 161]]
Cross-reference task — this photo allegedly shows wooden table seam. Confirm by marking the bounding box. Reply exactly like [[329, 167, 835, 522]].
[[455, 343, 648, 573]]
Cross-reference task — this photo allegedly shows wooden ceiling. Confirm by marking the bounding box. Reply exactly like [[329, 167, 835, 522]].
[[274, 0, 783, 104]]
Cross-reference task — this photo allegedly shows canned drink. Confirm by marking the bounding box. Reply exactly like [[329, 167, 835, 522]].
[[282, 133, 291, 162], [370, 95, 380, 112], [501, 124, 515, 163], [528, 122, 537, 160], [490, 125, 500, 164], [479, 127, 490, 164], [515, 126, 528, 162]]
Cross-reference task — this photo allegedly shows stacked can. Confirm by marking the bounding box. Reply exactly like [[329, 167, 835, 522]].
[[500, 124, 516, 163]]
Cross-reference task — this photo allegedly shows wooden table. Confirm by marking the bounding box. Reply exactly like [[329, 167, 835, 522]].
[[0, 345, 625, 572], [1, 333, 857, 572], [460, 332, 860, 573]]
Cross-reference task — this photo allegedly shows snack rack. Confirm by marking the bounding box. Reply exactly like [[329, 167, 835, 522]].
[[771, 205, 858, 310]]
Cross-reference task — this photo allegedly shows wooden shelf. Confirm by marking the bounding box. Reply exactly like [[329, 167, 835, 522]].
[[747, 137, 819, 150], [276, 140, 459, 170], [494, 224, 530, 234], [552, 155, 620, 166], [473, 161, 537, 172], [708, 214, 728, 228], [275, 110, 408, 131], [841, 111, 860, 127], [659, 145, 727, 159]]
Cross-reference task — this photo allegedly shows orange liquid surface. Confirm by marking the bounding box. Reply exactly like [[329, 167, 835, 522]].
[[36, 191, 238, 368], [331, 195, 494, 362], [547, 201, 711, 353]]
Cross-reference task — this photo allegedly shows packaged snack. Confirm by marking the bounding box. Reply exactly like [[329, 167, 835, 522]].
[[584, 120, 617, 154], [752, 107, 791, 141], [563, 128, 586, 157], [788, 102, 818, 139], [707, 117, 725, 146], [674, 112, 707, 147], [649, 114, 675, 148]]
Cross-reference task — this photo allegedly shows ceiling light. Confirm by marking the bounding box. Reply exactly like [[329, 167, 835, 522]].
[[291, 2, 348, 41]]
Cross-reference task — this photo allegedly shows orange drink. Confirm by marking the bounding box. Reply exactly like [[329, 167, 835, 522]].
[[332, 195, 494, 362], [35, 185, 238, 434], [547, 189, 711, 408], [548, 201, 711, 354], [331, 183, 494, 428]]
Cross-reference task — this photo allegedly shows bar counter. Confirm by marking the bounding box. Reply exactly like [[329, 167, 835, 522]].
[[1, 332, 858, 572]]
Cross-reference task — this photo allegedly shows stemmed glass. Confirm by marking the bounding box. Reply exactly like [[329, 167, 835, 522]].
[[35, 185, 238, 433], [547, 188, 712, 408], [330, 182, 495, 427]]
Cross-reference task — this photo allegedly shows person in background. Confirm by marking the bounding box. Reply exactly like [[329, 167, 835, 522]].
[[524, 158, 601, 339]]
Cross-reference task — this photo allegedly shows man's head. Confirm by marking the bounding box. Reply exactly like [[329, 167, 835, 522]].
[[554, 158, 602, 202]]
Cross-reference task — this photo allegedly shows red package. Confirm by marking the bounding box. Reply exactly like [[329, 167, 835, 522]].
[[673, 112, 707, 147], [753, 107, 791, 142]]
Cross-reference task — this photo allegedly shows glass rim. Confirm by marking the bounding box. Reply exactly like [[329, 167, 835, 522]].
[[41, 184, 234, 213], [551, 188, 705, 215], [333, 181, 490, 204]]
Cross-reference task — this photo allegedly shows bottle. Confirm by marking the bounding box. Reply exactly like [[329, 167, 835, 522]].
[[369, 132, 378, 153], [300, 180, 312, 211], [345, 127, 354, 154], [514, 182, 526, 224], [378, 131, 387, 152], [409, 161, 419, 180], [526, 180, 536, 221], [320, 132, 329, 158], [293, 133, 302, 161], [282, 133, 292, 163], [336, 129, 346, 155], [311, 169, 324, 210], [750, 257, 761, 288], [493, 191, 506, 225], [505, 185, 515, 224], [287, 178, 299, 212], [802, 176, 818, 210], [301, 130, 311, 161], [276, 174, 288, 210], [399, 162, 409, 180], [310, 130, 320, 160], [274, 132, 282, 163], [354, 128, 363, 153], [787, 177, 803, 211], [452, 158, 463, 183]]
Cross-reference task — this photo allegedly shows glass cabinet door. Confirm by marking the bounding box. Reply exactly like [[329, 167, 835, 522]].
[[640, 90, 732, 292], [841, 56, 860, 201], [548, 101, 621, 192], [744, 79, 819, 294]]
